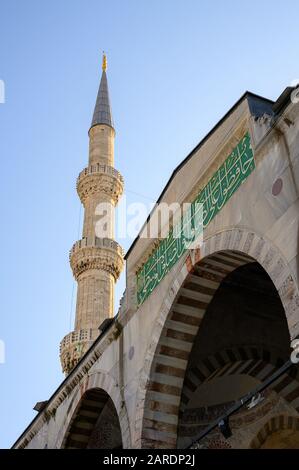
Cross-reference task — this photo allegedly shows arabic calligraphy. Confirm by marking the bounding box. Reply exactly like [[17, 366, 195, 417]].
[[136, 132, 254, 305]]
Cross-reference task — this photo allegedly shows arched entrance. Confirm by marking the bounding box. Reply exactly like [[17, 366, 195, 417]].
[[140, 247, 298, 448], [63, 388, 123, 449]]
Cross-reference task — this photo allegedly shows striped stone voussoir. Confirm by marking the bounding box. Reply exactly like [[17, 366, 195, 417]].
[[141, 250, 255, 448], [181, 348, 299, 412], [64, 389, 109, 449], [250, 414, 299, 448]]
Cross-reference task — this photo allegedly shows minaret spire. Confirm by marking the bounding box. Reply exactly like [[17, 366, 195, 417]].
[[91, 53, 113, 129], [60, 56, 124, 375]]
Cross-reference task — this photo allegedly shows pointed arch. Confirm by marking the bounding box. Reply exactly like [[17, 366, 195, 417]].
[[56, 371, 131, 449], [179, 347, 299, 413], [135, 228, 299, 448]]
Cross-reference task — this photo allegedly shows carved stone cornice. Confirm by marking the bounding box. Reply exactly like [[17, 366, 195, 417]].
[[77, 164, 124, 205], [14, 316, 125, 449], [70, 236, 124, 280]]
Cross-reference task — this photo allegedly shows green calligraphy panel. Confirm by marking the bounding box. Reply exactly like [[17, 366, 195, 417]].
[[136, 132, 254, 305]]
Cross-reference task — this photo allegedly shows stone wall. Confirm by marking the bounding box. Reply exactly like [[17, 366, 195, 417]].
[[14, 91, 299, 449]]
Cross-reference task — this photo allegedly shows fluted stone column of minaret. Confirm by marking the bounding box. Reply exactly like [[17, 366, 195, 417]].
[[60, 55, 124, 375]]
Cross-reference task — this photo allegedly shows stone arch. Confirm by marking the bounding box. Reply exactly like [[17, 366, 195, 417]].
[[180, 347, 298, 412], [250, 415, 299, 448], [57, 371, 131, 449], [180, 342, 299, 409], [178, 354, 299, 448], [135, 228, 299, 448]]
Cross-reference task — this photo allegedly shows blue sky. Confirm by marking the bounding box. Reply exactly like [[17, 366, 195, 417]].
[[0, 0, 298, 448]]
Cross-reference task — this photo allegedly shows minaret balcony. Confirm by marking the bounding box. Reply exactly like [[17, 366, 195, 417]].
[[69, 236, 124, 281], [77, 164, 124, 205], [59, 328, 96, 375]]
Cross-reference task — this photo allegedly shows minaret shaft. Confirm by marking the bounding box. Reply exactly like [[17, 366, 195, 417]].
[[60, 56, 124, 375], [74, 270, 114, 331], [89, 125, 115, 166], [82, 195, 115, 240]]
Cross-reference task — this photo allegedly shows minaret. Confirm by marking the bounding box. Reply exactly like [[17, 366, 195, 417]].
[[60, 54, 124, 374]]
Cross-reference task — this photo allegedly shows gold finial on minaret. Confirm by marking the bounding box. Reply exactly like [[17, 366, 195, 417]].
[[102, 52, 107, 71]]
